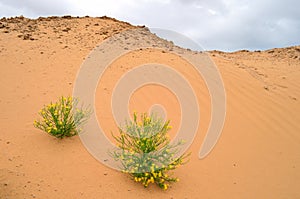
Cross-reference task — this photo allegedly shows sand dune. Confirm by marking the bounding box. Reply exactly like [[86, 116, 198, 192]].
[[1, 16, 299, 198]]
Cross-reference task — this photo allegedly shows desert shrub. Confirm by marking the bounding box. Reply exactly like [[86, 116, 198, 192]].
[[111, 112, 190, 190], [34, 96, 90, 138]]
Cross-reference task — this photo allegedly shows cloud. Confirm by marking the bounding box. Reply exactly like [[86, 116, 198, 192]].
[[170, 0, 300, 51], [0, 0, 299, 51], [0, 0, 72, 17]]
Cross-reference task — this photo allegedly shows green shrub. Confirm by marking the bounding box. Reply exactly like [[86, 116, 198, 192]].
[[34, 96, 90, 139], [111, 112, 190, 190]]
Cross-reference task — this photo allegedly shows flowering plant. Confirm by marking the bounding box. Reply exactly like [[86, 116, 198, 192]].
[[34, 96, 91, 138], [111, 112, 190, 190]]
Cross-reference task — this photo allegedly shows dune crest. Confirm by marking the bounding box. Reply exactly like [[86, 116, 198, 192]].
[[1, 16, 299, 198]]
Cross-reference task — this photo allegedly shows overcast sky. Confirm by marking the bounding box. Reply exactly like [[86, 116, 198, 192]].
[[0, 0, 299, 51]]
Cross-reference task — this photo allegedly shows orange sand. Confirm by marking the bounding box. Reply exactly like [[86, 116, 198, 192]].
[[0, 16, 299, 198]]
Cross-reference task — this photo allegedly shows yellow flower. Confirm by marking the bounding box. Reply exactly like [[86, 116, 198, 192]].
[[146, 117, 150, 122], [158, 172, 162, 177], [150, 166, 154, 173], [150, 177, 154, 183], [163, 184, 168, 190]]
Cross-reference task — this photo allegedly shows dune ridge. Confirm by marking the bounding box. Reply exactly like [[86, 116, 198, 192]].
[[0, 16, 299, 198]]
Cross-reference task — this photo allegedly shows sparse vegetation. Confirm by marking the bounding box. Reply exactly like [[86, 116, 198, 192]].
[[34, 96, 91, 138], [110, 112, 190, 190]]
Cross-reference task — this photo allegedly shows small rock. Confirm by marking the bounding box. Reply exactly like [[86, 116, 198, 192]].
[[23, 34, 32, 40], [62, 28, 71, 32], [62, 15, 72, 19]]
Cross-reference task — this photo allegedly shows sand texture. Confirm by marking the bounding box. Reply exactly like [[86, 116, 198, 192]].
[[1, 16, 299, 199]]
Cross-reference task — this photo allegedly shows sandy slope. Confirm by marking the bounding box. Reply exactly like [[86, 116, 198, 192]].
[[0, 16, 299, 199]]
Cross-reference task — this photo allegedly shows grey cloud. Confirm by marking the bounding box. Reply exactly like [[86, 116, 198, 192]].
[[170, 0, 300, 50], [0, 0, 71, 17]]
